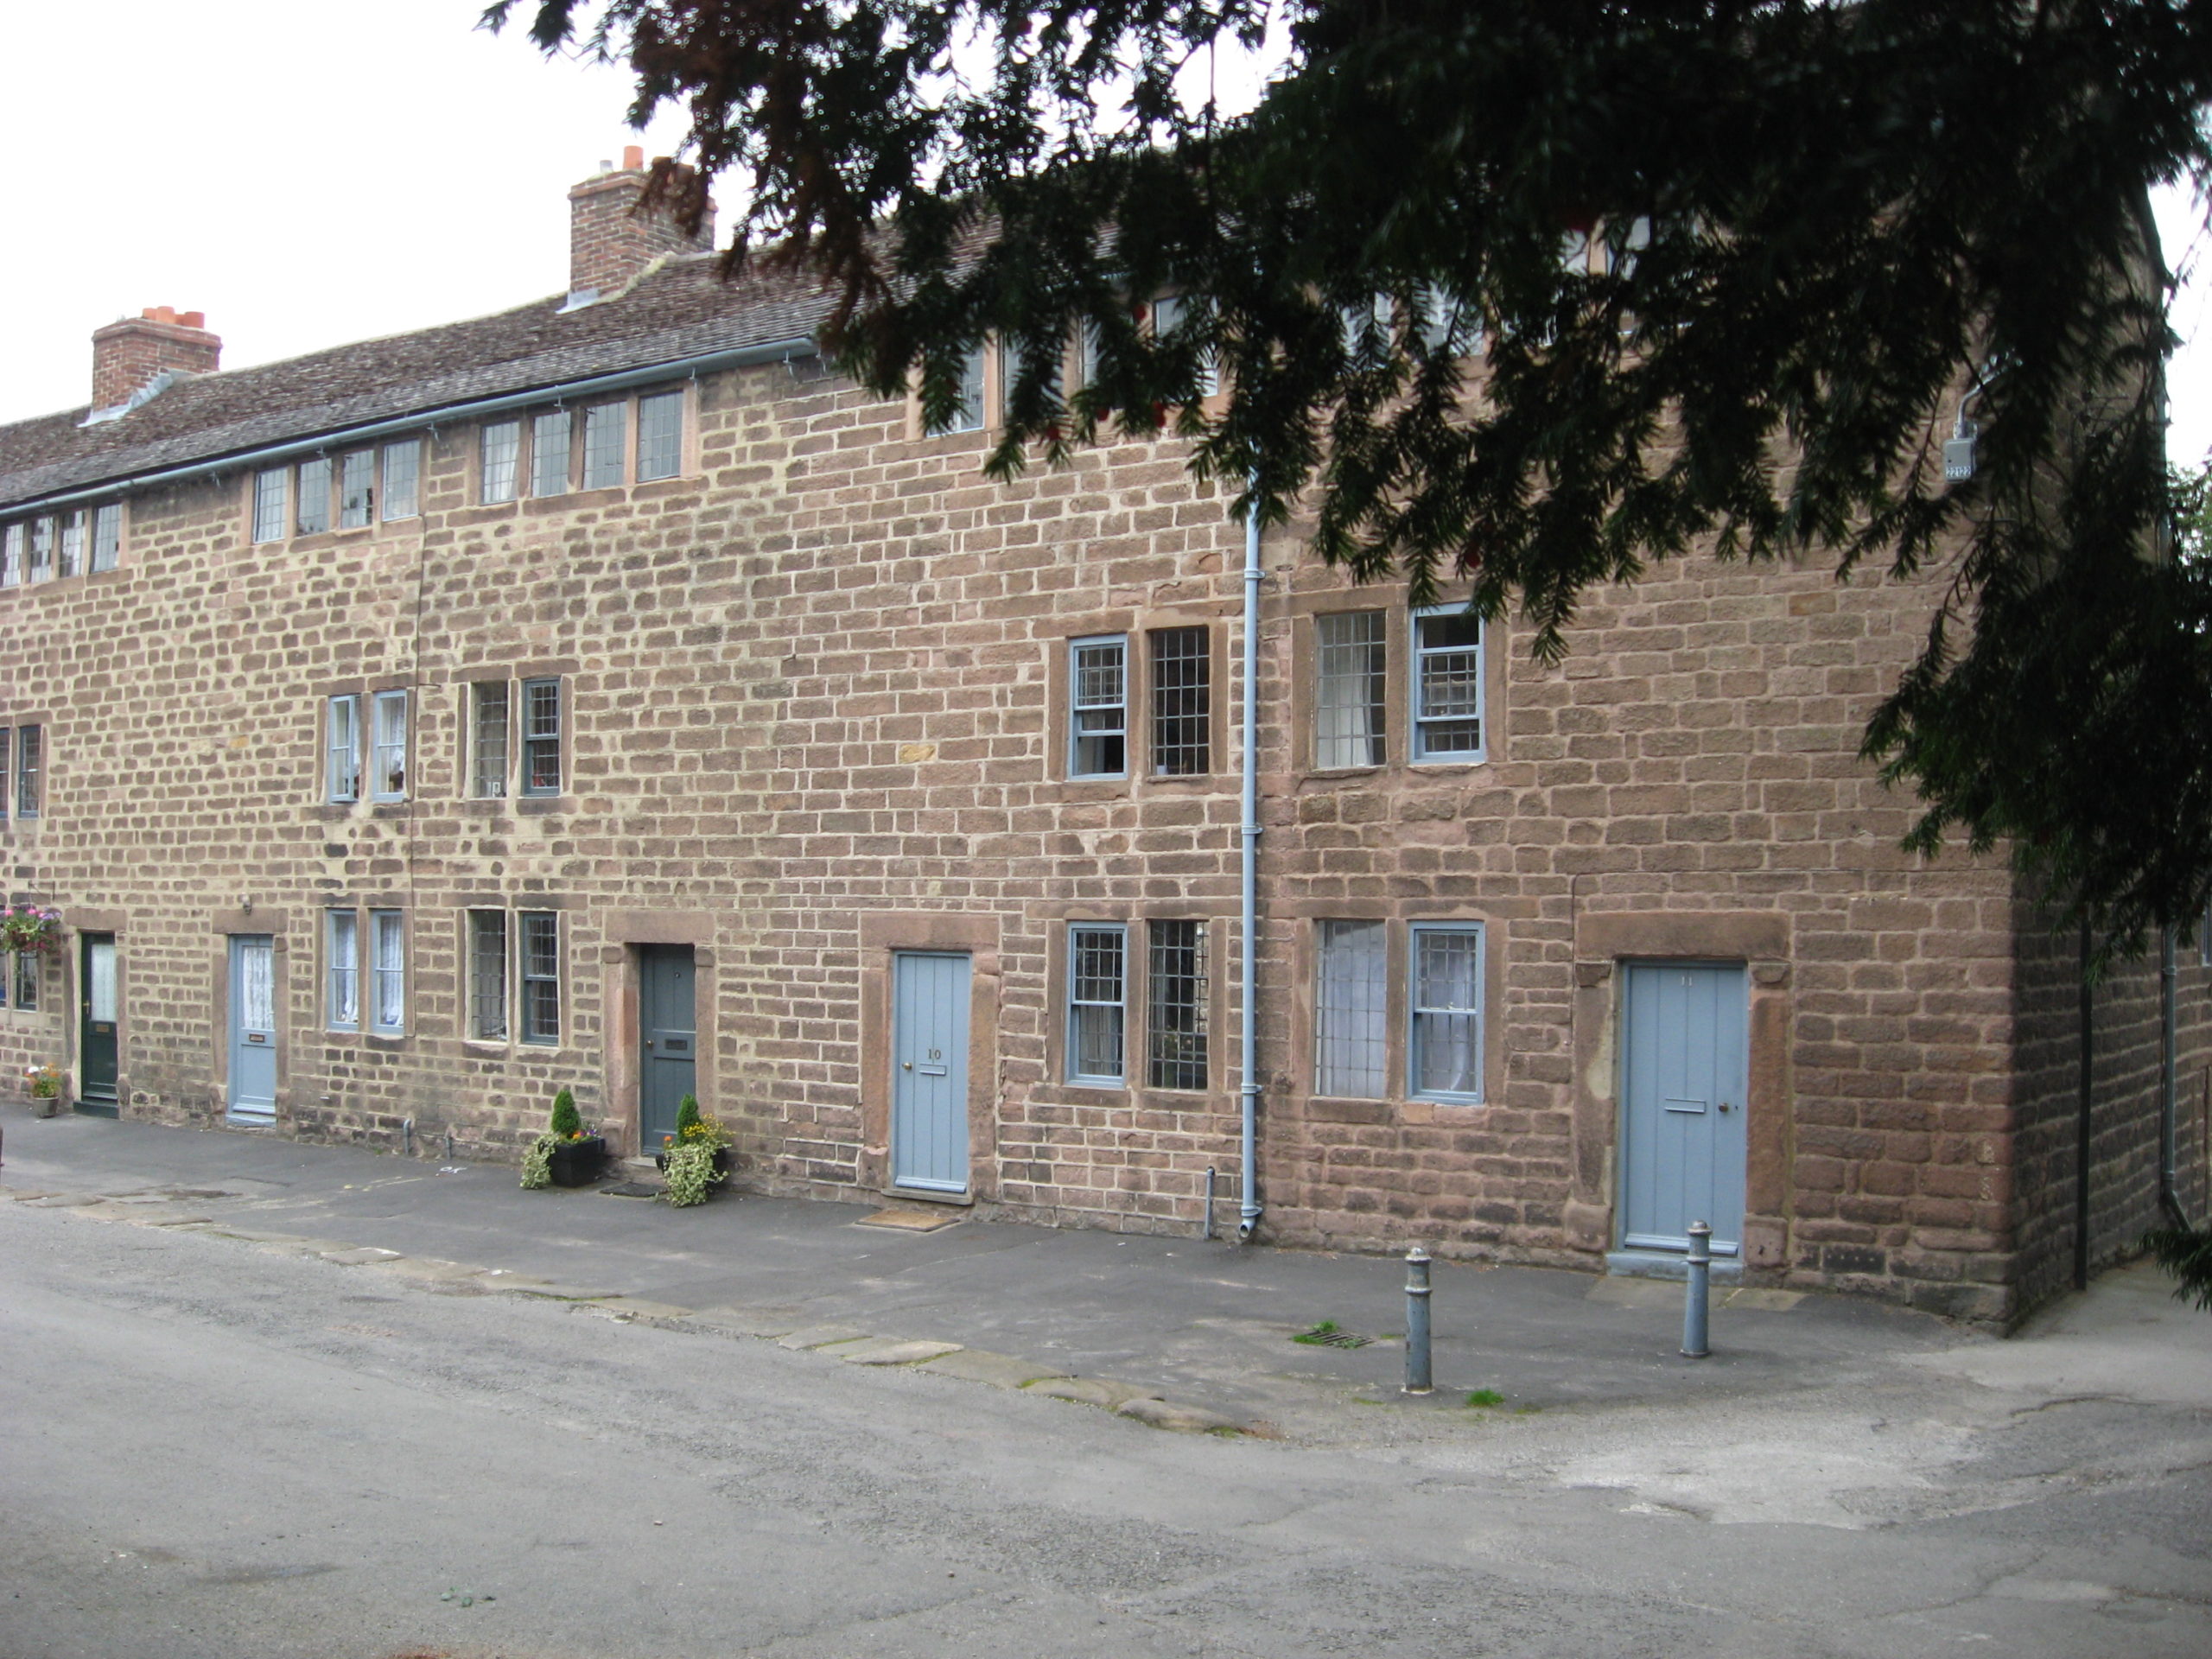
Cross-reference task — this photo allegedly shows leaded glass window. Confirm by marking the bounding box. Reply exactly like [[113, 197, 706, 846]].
[[636, 391, 683, 481], [1315, 920, 1387, 1098], [1147, 920, 1208, 1090], [1315, 612, 1386, 769], [1149, 627, 1210, 776], [480, 421, 520, 505]]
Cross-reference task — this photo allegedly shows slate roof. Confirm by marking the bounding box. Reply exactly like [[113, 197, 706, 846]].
[[0, 252, 833, 512]]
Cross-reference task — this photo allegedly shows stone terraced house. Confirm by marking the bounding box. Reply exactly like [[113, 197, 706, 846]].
[[2, 152, 2203, 1325]]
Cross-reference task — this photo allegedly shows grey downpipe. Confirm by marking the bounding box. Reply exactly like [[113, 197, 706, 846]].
[[2075, 919, 2094, 1292], [2161, 929, 2196, 1229], [1236, 492, 1265, 1242]]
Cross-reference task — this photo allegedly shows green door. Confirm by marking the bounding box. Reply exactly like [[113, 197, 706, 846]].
[[78, 933, 118, 1116]]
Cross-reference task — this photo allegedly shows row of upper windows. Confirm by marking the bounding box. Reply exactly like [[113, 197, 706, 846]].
[[1065, 606, 1484, 782], [320, 906, 563, 1048], [929, 290, 1481, 435], [253, 440, 423, 543], [478, 388, 684, 504], [1056, 915, 1484, 1103], [324, 678, 564, 806], [319, 603, 1478, 811], [1, 505, 121, 587]]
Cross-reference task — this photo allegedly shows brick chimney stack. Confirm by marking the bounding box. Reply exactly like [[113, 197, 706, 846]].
[[91, 307, 221, 410], [568, 144, 715, 301]]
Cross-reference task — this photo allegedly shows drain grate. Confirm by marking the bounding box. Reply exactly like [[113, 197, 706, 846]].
[[1292, 1324, 1372, 1349]]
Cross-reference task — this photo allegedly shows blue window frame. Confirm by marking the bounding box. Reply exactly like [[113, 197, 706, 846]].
[[1411, 606, 1484, 762], [1408, 923, 1484, 1103], [1066, 924, 1127, 1084], [1069, 635, 1128, 779]]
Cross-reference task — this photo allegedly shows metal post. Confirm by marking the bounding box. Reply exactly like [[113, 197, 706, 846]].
[[1203, 1165, 1217, 1242], [402, 1116, 415, 1160], [1681, 1221, 1712, 1359], [1403, 1246, 1433, 1395], [443, 1128, 454, 1164]]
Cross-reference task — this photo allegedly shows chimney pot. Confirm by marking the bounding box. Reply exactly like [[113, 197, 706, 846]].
[[623, 143, 645, 171]]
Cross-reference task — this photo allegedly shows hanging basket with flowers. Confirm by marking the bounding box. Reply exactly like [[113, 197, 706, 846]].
[[0, 906, 62, 958]]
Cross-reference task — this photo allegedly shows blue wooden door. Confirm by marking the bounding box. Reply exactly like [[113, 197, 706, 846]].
[[892, 951, 969, 1193], [639, 945, 697, 1153], [1620, 962, 1748, 1256], [227, 934, 278, 1126]]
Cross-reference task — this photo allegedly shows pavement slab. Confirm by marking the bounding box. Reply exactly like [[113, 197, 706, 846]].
[[922, 1349, 1071, 1389], [837, 1338, 963, 1366], [778, 1323, 872, 1351], [589, 1296, 699, 1323], [1114, 1398, 1247, 1433], [683, 1305, 809, 1338], [1027, 1376, 1163, 1410]]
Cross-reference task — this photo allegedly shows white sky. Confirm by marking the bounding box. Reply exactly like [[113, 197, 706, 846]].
[[2, 0, 2207, 465]]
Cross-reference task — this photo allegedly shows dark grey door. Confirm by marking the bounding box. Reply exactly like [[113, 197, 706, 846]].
[[892, 951, 970, 1194], [1620, 961, 1749, 1256], [226, 934, 277, 1126], [639, 945, 697, 1153], [78, 933, 118, 1116]]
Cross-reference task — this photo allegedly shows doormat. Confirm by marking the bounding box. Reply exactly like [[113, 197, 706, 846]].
[[855, 1207, 963, 1233], [601, 1181, 664, 1199]]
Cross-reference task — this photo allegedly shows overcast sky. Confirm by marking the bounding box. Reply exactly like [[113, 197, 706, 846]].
[[3, 0, 2207, 465]]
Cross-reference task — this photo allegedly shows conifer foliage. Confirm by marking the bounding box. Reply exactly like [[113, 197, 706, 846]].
[[489, 1, 2212, 948]]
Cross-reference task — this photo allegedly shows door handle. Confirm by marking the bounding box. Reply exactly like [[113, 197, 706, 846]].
[[1718, 1101, 1733, 1114], [902, 1060, 912, 1070], [645, 1039, 655, 1049]]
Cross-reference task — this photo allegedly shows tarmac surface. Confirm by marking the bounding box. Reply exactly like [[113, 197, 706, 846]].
[[3, 1105, 2209, 1658]]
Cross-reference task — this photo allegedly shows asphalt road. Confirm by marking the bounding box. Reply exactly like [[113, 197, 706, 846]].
[[4, 1198, 2209, 1659]]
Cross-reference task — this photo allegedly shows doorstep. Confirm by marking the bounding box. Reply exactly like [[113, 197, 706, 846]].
[[1605, 1249, 1744, 1285]]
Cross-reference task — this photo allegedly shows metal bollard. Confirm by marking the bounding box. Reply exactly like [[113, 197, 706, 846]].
[[443, 1128, 454, 1163], [1202, 1165, 1217, 1242], [1403, 1245, 1434, 1395], [1681, 1220, 1712, 1358]]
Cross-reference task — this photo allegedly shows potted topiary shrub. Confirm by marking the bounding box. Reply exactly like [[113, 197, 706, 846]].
[[519, 1087, 606, 1190], [656, 1094, 734, 1207]]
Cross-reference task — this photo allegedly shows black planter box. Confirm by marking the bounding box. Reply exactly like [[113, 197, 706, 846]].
[[653, 1144, 733, 1179], [547, 1135, 607, 1188]]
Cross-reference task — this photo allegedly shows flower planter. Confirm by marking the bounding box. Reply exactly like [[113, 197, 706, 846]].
[[29, 1093, 64, 1119], [653, 1144, 733, 1180], [546, 1135, 607, 1188]]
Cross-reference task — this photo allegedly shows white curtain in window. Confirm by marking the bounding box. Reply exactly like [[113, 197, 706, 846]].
[[88, 938, 118, 1022], [373, 913, 404, 1032], [1315, 920, 1387, 1098], [240, 939, 274, 1030], [1413, 929, 1482, 1096]]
